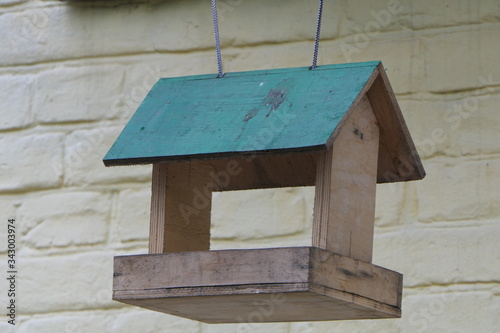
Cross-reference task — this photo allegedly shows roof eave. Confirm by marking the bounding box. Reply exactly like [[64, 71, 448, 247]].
[[103, 144, 328, 167]]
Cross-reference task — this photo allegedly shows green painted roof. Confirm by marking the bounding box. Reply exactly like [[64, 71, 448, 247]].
[[104, 61, 386, 166]]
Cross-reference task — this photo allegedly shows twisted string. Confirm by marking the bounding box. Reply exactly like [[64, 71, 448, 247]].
[[211, 0, 224, 77], [311, 0, 324, 69]]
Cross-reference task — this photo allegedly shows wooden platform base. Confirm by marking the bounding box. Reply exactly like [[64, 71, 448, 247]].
[[113, 247, 402, 323]]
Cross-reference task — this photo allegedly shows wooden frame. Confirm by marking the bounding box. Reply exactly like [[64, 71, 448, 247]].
[[313, 95, 379, 262], [114, 247, 402, 323], [149, 162, 213, 253], [112, 92, 402, 323], [106, 61, 426, 323]]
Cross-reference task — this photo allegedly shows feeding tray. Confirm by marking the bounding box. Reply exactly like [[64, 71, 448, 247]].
[[113, 247, 402, 323], [104, 61, 425, 323]]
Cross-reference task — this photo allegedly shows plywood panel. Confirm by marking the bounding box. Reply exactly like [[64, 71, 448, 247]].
[[104, 62, 381, 167], [117, 290, 399, 323], [113, 247, 402, 323], [149, 161, 213, 253], [209, 152, 318, 191], [115, 247, 310, 290], [313, 95, 379, 262], [367, 64, 425, 182]]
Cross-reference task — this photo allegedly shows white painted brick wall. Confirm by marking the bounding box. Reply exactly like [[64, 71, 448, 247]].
[[211, 187, 311, 242], [0, 133, 63, 191], [1, 0, 499, 332], [64, 127, 151, 186], [0, 74, 34, 130], [20, 252, 116, 314], [35, 65, 126, 123], [374, 224, 500, 286], [19, 191, 110, 248], [416, 159, 500, 222]]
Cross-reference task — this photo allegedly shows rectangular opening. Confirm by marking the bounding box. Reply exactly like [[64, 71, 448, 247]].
[[210, 187, 314, 250]]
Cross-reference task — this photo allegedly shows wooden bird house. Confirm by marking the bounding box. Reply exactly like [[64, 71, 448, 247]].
[[104, 61, 425, 323]]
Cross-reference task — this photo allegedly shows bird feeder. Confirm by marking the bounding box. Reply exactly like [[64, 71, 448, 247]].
[[104, 61, 425, 323]]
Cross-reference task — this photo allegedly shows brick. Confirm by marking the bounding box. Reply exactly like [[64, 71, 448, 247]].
[[0, 133, 63, 192], [111, 310, 201, 333], [342, 0, 500, 31], [211, 232, 313, 251], [34, 65, 125, 123], [217, 0, 338, 46], [18, 309, 201, 333], [400, 89, 500, 159], [20, 252, 119, 314], [19, 312, 111, 333], [375, 182, 405, 227], [402, 0, 500, 30], [222, 36, 419, 96], [113, 188, 151, 243], [421, 25, 500, 92], [320, 34, 424, 95], [19, 191, 110, 248], [1, 8, 50, 65], [202, 322, 289, 333], [1, 324, 15, 333], [373, 224, 500, 287], [0, 4, 206, 66], [1, 5, 211, 66], [401, 291, 500, 333], [223, 37, 420, 84], [338, 0, 406, 36], [63, 127, 151, 186], [222, 41, 322, 73], [325, 24, 500, 96], [398, 97, 462, 159], [416, 159, 500, 222], [211, 187, 310, 241], [0, 198, 19, 253], [114, 54, 214, 120], [288, 289, 500, 333], [0, 74, 33, 130], [0, 1, 337, 67], [0, 198, 17, 222], [0, 0, 26, 5], [0, 322, 14, 333], [459, 91, 500, 156], [289, 319, 400, 333]]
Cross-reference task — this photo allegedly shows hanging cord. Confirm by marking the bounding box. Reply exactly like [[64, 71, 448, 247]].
[[211, 0, 224, 77], [211, 0, 324, 74], [311, 0, 324, 69]]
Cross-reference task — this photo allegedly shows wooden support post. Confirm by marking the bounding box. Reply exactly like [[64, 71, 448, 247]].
[[313, 95, 380, 262], [149, 162, 213, 254]]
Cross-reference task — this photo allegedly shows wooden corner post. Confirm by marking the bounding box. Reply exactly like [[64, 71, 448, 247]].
[[149, 162, 214, 253], [313, 95, 380, 262]]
